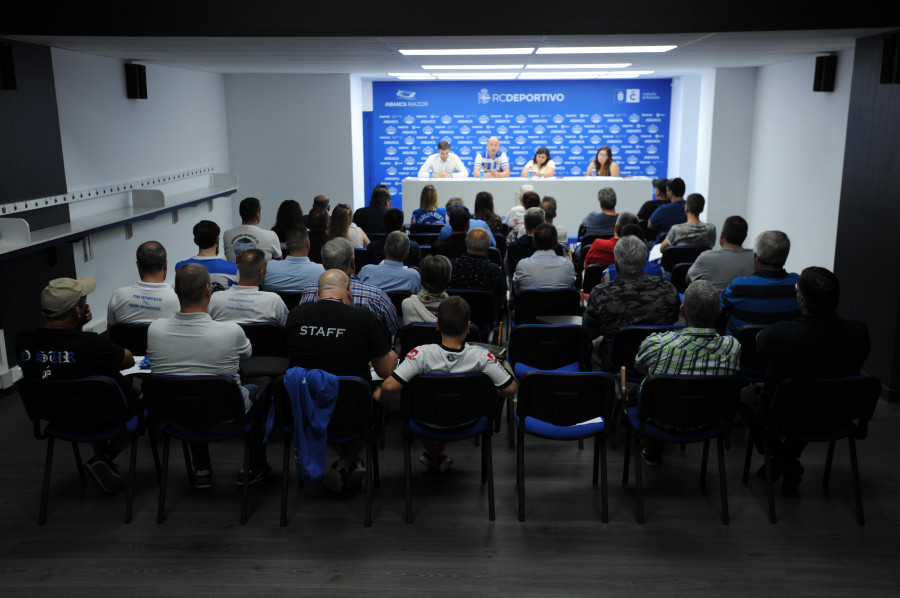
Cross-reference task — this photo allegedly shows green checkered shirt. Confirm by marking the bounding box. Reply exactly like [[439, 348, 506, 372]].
[[635, 327, 740, 377]]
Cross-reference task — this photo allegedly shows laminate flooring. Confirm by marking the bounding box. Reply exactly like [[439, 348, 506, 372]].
[[1, 386, 898, 597]]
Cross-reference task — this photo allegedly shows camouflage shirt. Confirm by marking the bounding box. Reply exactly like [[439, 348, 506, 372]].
[[582, 273, 681, 370]]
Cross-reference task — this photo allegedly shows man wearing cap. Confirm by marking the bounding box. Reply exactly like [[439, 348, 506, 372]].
[[16, 276, 137, 494]]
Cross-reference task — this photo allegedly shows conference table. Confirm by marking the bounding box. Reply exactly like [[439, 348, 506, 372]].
[[401, 176, 654, 244]]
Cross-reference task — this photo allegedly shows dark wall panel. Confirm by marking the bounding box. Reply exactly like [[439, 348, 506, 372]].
[[835, 30, 900, 401]]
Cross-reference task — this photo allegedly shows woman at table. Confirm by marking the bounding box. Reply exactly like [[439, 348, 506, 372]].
[[585, 145, 620, 177], [328, 203, 369, 248], [520, 146, 556, 178], [410, 184, 446, 225]]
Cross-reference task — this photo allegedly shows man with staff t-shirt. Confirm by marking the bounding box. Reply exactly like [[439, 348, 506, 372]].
[[472, 137, 510, 178]]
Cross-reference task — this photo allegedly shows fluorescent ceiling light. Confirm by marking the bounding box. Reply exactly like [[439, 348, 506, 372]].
[[388, 73, 436, 79], [422, 64, 525, 70], [518, 70, 655, 79], [433, 72, 520, 80], [518, 73, 599, 80], [524, 63, 631, 69], [536, 45, 676, 54], [400, 48, 534, 56]]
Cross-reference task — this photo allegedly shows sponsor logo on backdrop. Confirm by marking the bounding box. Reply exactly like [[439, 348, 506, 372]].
[[478, 88, 566, 103], [515, 135, 527, 144], [572, 125, 583, 134], [396, 90, 416, 100], [628, 135, 639, 144], [647, 145, 658, 155], [648, 124, 659, 134], [627, 155, 639, 165], [571, 145, 583, 155], [552, 114, 564, 123], [515, 156, 526, 166], [405, 157, 416, 165], [423, 126, 433, 134], [645, 165, 658, 175], [387, 167, 398, 175], [552, 135, 563, 144], [389, 186, 399, 195], [423, 147, 433, 155], [460, 125, 471, 134], [534, 125, 546, 134], [478, 136, 488, 144], [386, 126, 397, 134], [571, 165, 583, 175], [590, 114, 602, 123], [516, 114, 527, 123], [497, 125, 508, 134], [629, 114, 641, 123], [386, 146, 397, 155], [441, 115, 452, 124], [609, 125, 621, 134], [478, 115, 489, 124], [459, 146, 471, 155], [404, 136, 415, 145], [404, 115, 415, 124], [590, 135, 601, 145]]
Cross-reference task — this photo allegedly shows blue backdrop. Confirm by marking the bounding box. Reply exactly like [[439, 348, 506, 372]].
[[370, 79, 672, 209]]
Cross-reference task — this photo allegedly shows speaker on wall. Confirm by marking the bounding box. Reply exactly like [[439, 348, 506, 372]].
[[0, 42, 16, 90], [881, 34, 899, 84], [125, 63, 147, 99], [813, 55, 837, 92]]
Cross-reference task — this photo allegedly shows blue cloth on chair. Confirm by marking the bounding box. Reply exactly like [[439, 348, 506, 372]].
[[284, 367, 340, 482]]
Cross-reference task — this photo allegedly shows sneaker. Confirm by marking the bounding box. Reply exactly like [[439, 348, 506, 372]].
[[323, 459, 348, 494], [418, 450, 453, 474], [345, 457, 367, 491], [418, 450, 435, 469], [194, 468, 212, 489], [84, 455, 127, 494], [435, 453, 454, 474], [640, 448, 661, 467], [235, 463, 271, 486]]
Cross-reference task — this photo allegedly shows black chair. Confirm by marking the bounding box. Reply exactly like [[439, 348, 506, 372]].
[[581, 264, 606, 297], [446, 288, 500, 341], [574, 235, 609, 272], [660, 246, 706, 273], [512, 288, 582, 326], [741, 376, 881, 525], [238, 323, 289, 376], [399, 323, 480, 359], [142, 374, 256, 524], [670, 262, 692, 294], [275, 291, 304, 310], [608, 325, 685, 381], [492, 233, 508, 262], [409, 233, 439, 246], [409, 223, 445, 234], [486, 246, 503, 270], [273, 375, 380, 527], [733, 325, 767, 381], [353, 248, 368, 274], [387, 291, 412, 322], [367, 232, 387, 242], [622, 375, 742, 524], [108, 323, 150, 355], [401, 373, 498, 523], [18, 376, 159, 524], [516, 371, 619, 522]]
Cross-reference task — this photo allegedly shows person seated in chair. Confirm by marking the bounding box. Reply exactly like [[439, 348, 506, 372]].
[[209, 249, 289, 326], [513, 223, 576, 294], [107, 240, 179, 325], [402, 254, 453, 324], [374, 296, 517, 473], [262, 225, 326, 293], [366, 208, 421, 268], [658, 193, 717, 251]]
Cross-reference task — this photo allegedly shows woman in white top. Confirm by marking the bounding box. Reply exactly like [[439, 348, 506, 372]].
[[585, 145, 621, 177], [520, 146, 556, 178], [401, 254, 452, 324], [328, 203, 370, 249]]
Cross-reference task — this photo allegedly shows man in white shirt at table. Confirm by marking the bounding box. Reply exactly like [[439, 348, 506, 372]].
[[472, 136, 510, 178], [418, 140, 468, 179]]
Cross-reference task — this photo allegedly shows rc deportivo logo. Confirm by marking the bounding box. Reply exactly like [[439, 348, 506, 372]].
[[477, 88, 491, 104]]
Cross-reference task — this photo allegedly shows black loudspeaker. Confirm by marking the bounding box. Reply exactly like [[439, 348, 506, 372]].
[[125, 63, 147, 99], [0, 42, 16, 90], [881, 34, 900, 84], [813, 55, 837, 92]]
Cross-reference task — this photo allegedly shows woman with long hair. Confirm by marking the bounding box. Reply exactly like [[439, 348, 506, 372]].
[[328, 203, 370, 248], [401, 254, 452, 324], [411, 184, 446, 225], [473, 191, 504, 234], [586, 145, 620, 177], [520, 146, 556, 178], [271, 199, 304, 252]]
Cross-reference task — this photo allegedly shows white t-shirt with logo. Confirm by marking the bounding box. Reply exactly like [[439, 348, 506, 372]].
[[393, 342, 513, 390], [107, 282, 180, 325], [223, 224, 282, 262], [208, 285, 289, 327]]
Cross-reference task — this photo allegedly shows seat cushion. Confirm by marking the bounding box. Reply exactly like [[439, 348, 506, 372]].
[[625, 407, 724, 443], [516, 414, 605, 440]]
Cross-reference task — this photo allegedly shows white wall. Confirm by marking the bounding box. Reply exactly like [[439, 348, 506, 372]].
[[51, 49, 234, 321], [668, 73, 702, 190], [745, 50, 854, 272], [224, 74, 360, 222]]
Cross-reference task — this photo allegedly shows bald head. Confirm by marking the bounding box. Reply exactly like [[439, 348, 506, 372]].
[[486, 136, 500, 157], [317, 269, 352, 303], [465, 227, 491, 254]]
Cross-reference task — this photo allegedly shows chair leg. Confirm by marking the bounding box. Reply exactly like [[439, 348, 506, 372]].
[[485, 433, 495, 522], [372, 437, 381, 491], [599, 436, 609, 524], [517, 431, 525, 522], [717, 436, 729, 525], [507, 397, 516, 450], [157, 435, 171, 524], [699, 439, 710, 487], [762, 435, 776, 524], [147, 425, 162, 483], [848, 437, 865, 526], [823, 439, 836, 489], [124, 437, 138, 524], [72, 442, 86, 489], [280, 436, 290, 528], [634, 433, 645, 524], [240, 439, 251, 525], [592, 435, 600, 486], [364, 442, 373, 527], [38, 437, 55, 525], [404, 432, 413, 524], [181, 440, 193, 488], [622, 426, 632, 486], [578, 439, 585, 450], [742, 428, 754, 484]]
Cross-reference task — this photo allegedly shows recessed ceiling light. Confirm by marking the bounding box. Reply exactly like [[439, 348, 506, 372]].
[[422, 64, 525, 70], [400, 48, 535, 56], [536, 46, 676, 54], [524, 63, 632, 69], [433, 72, 520, 80]]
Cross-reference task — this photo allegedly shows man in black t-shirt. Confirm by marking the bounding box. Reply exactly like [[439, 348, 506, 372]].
[[16, 276, 136, 494], [285, 269, 397, 493]]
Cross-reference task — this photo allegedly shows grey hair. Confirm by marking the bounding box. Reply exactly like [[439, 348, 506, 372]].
[[615, 211, 639, 230], [419, 254, 452, 293], [523, 207, 545, 231], [321, 237, 354, 271], [517, 184, 534, 200], [385, 230, 410, 260], [613, 235, 647, 275], [754, 230, 791, 267], [465, 228, 491, 253], [682, 280, 721, 327], [598, 187, 617, 211]]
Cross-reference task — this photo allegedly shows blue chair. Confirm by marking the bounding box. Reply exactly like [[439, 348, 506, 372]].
[[732, 325, 767, 382], [622, 375, 742, 524], [142, 374, 256, 524], [741, 376, 881, 525], [446, 288, 500, 342], [515, 371, 619, 522], [18, 376, 159, 524], [238, 323, 289, 377], [273, 375, 380, 527], [401, 373, 498, 523], [108, 322, 150, 356], [511, 288, 582, 326]]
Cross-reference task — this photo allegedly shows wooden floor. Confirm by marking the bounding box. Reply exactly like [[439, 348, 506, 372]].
[[1, 385, 899, 597]]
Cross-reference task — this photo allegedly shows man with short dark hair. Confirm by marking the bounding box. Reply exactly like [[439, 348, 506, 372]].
[[637, 178, 671, 221], [648, 177, 688, 242], [659, 193, 717, 251], [721, 230, 800, 333], [223, 197, 282, 262], [108, 240, 179, 324], [358, 231, 421, 294], [418, 140, 469, 178], [579, 187, 619, 238], [353, 185, 392, 234], [506, 185, 537, 232], [513, 223, 576, 294], [263, 226, 326, 293], [17, 276, 137, 494], [176, 220, 238, 292], [436, 197, 497, 247], [431, 207, 470, 259], [449, 228, 508, 304], [584, 212, 639, 268], [209, 249, 289, 326], [505, 207, 565, 277], [306, 206, 333, 264], [686, 215, 755, 290], [366, 208, 421, 267]]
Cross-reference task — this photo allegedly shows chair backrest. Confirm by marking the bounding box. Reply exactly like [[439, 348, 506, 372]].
[[513, 288, 582, 325], [486, 246, 503, 269], [492, 233, 508, 260], [446, 288, 499, 334], [769, 376, 882, 439], [637, 375, 742, 432], [108, 323, 150, 355], [409, 233, 439, 246], [239, 323, 287, 357], [508, 324, 591, 371], [354, 248, 368, 274], [401, 373, 496, 429], [399, 323, 480, 359], [18, 376, 130, 435], [275, 291, 304, 310], [609, 325, 684, 376], [516, 371, 618, 427], [409, 223, 445, 234], [273, 374, 374, 438], [670, 262, 692, 294], [143, 375, 246, 429], [581, 265, 606, 296], [660, 246, 706, 272], [733, 325, 767, 374], [387, 291, 412, 319]]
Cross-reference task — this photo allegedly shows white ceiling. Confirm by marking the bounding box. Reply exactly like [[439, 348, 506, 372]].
[[8, 29, 893, 79]]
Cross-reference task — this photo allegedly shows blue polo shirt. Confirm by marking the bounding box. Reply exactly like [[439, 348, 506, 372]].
[[721, 269, 801, 333], [358, 259, 422, 294], [649, 201, 688, 241]]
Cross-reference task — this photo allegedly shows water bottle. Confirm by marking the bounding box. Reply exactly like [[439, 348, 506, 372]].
[[528, 168, 533, 180], [480, 167, 484, 180]]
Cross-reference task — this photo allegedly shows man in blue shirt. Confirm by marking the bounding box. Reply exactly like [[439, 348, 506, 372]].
[[647, 178, 687, 243], [263, 226, 325, 293], [579, 187, 619, 238], [358, 231, 421, 294], [436, 198, 497, 247], [175, 220, 238, 293]]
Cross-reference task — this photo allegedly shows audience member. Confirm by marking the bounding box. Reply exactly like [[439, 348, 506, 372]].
[[329, 203, 369, 249], [209, 249, 289, 326], [366, 208, 421, 268], [271, 199, 304, 253], [721, 230, 800, 333], [540, 196, 568, 246], [358, 231, 421, 294], [506, 207, 565, 277], [306, 206, 333, 264], [353, 185, 391, 234], [176, 220, 238, 292], [686, 215, 755, 290], [448, 228, 508, 305], [659, 193, 717, 251], [600, 224, 664, 282], [402, 254, 452, 324], [436, 198, 497, 247], [431, 207, 470, 260], [411, 184, 446, 225], [224, 197, 282, 262], [584, 212, 639, 269], [579, 187, 618, 238], [303, 194, 330, 227], [637, 178, 671, 221], [647, 178, 687, 242], [17, 276, 136, 494], [374, 296, 516, 473], [107, 241, 179, 324], [473, 191, 504, 234], [505, 185, 536, 232], [263, 225, 326, 293], [513, 223, 576, 294]]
